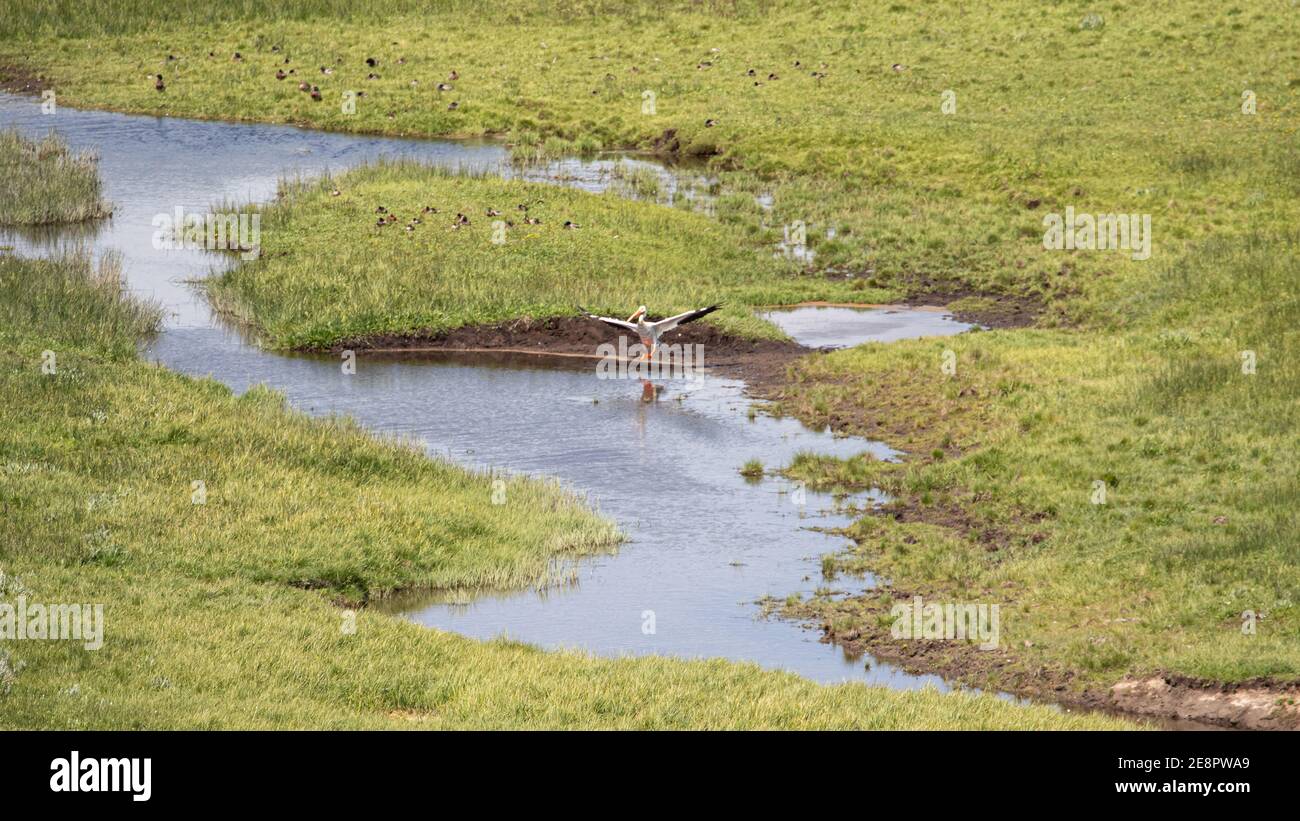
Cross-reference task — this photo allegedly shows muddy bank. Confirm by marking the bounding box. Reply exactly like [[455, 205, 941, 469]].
[[903, 286, 1044, 329], [1111, 676, 1300, 731], [787, 588, 1300, 730], [327, 314, 816, 390], [0, 60, 51, 95]]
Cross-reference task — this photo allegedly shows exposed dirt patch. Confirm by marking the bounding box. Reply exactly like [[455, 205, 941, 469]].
[[785, 584, 1300, 730], [901, 283, 1045, 329], [1111, 676, 1300, 730], [0, 59, 53, 95], [794, 590, 1112, 712], [326, 314, 814, 391], [880, 492, 1050, 553], [650, 128, 681, 155]]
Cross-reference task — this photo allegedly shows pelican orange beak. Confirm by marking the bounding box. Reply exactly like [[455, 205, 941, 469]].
[[628, 307, 646, 322]]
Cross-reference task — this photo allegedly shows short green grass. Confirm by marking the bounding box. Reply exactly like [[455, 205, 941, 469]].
[[0, 252, 1129, 728], [207, 162, 884, 349], [0, 129, 112, 225]]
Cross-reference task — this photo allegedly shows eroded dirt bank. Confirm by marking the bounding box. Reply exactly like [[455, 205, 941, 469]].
[[327, 314, 815, 390], [323, 293, 1040, 390], [791, 595, 1300, 730]]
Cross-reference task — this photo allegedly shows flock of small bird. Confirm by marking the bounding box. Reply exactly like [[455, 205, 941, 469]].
[[357, 199, 580, 234], [150, 49, 874, 139], [739, 59, 833, 86], [149, 49, 463, 111], [687, 59, 834, 128], [586, 55, 840, 130]]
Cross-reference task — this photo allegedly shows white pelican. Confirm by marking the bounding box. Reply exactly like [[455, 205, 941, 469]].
[[579, 304, 722, 360]]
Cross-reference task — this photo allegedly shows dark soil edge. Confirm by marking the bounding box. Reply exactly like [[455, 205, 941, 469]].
[[0, 58, 52, 95], [903, 286, 1045, 329], [797, 600, 1300, 730], [324, 314, 816, 392]]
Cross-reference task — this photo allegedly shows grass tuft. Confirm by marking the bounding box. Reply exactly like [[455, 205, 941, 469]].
[[0, 129, 112, 225]]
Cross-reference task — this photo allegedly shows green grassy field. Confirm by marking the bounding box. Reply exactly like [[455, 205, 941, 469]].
[[0, 129, 111, 225], [0, 252, 1129, 728], [4, 0, 1296, 719]]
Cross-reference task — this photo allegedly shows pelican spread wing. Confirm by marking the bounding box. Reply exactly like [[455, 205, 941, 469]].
[[577, 306, 638, 333], [653, 303, 722, 332], [578, 303, 723, 344]]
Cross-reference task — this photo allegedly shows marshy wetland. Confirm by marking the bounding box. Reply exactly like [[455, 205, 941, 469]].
[[2, 0, 1297, 730], [1, 92, 1120, 729]]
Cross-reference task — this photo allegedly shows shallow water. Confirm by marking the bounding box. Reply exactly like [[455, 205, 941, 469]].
[[3, 93, 981, 689], [762, 305, 973, 348]]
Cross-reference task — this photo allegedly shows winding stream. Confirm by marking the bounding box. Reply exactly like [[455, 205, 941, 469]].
[[3, 93, 984, 690]]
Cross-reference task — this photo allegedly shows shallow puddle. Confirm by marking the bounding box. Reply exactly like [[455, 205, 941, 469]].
[[761, 304, 975, 348]]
